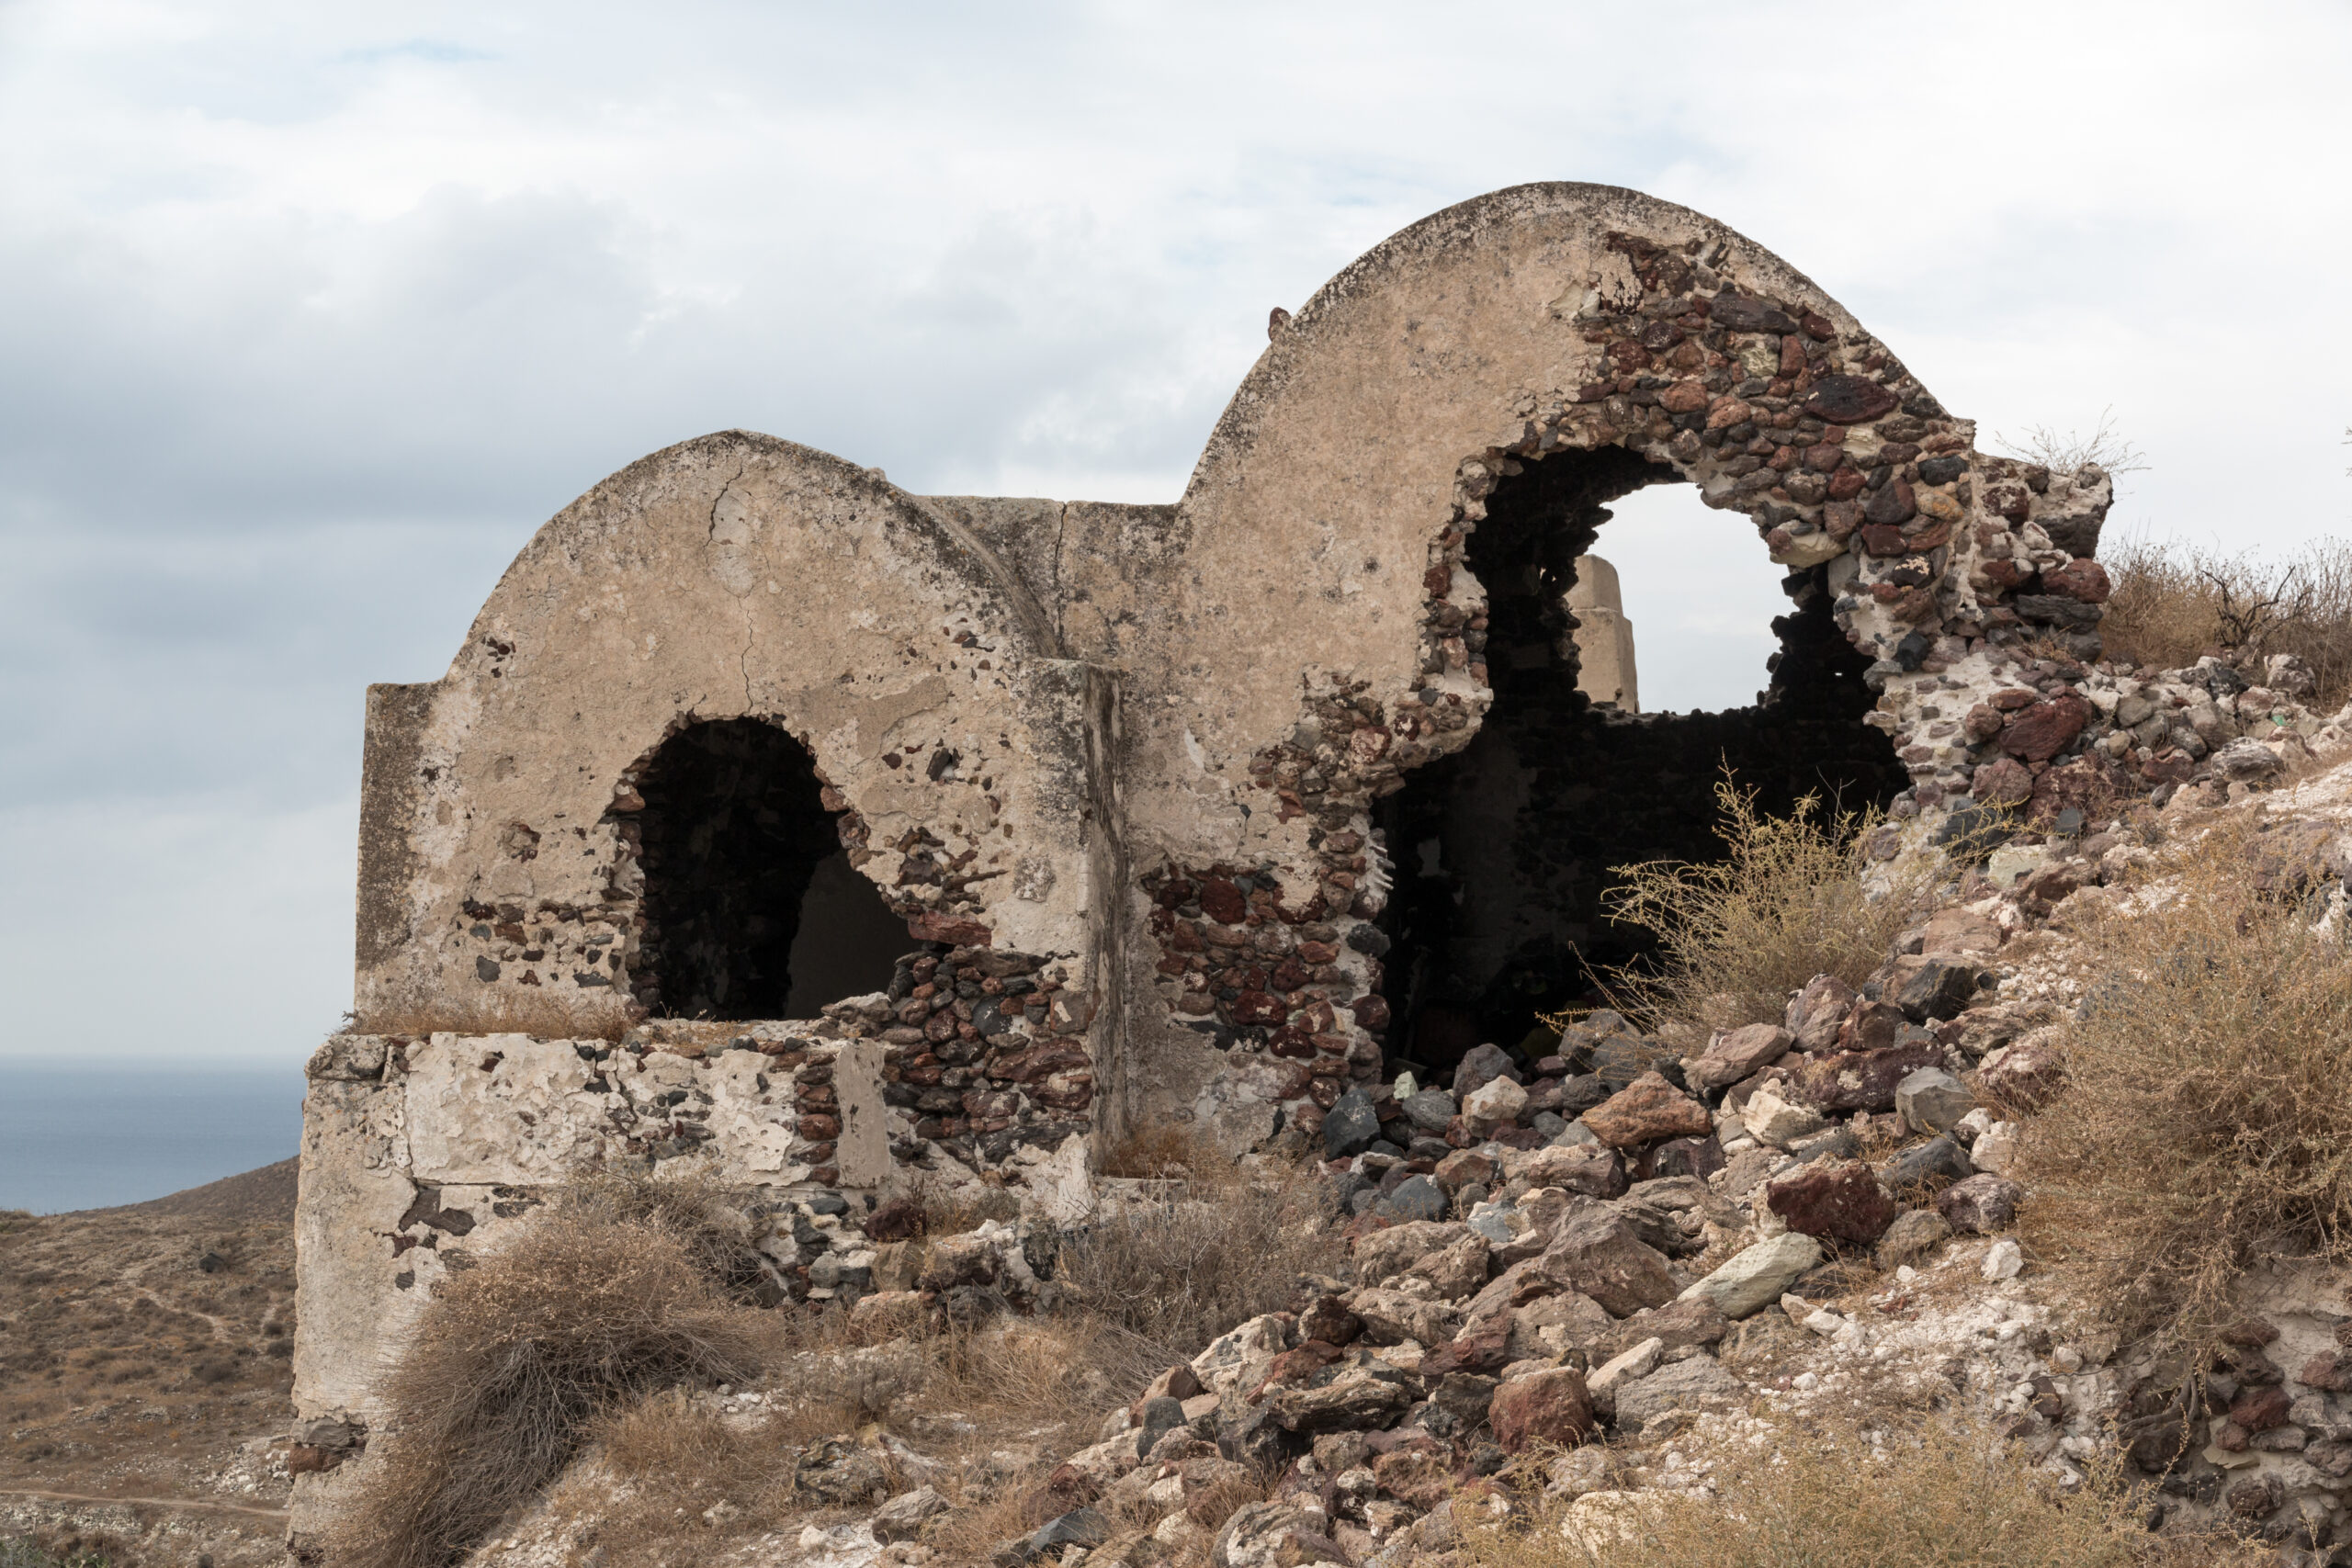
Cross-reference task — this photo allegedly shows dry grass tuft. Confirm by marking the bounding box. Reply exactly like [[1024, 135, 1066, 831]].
[[1464, 1411, 2256, 1568], [354, 990, 629, 1043], [1600, 773, 1923, 1033], [1096, 1123, 1238, 1183], [325, 1211, 776, 1568], [2099, 534, 2352, 707], [1055, 1170, 1340, 1371], [2020, 819, 2352, 1361], [538, 1393, 798, 1568], [565, 1165, 779, 1303]]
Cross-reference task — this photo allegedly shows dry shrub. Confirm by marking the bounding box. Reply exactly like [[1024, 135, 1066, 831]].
[[354, 990, 628, 1043], [1464, 1412, 2254, 1568], [1056, 1171, 1340, 1370], [2099, 534, 2352, 707], [326, 1211, 775, 1568], [540, 1393, 798, 1568], [565, 1164, 778, 1303], [1601, 773, 1922, 1032], [2020, 820, 2352, 1359], [1095, 1124, 1248, 1189]]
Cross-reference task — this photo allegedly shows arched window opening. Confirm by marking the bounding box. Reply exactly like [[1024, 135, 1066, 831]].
[[1373, 447, 1904, 1080], [633, 718, 909, 1021]]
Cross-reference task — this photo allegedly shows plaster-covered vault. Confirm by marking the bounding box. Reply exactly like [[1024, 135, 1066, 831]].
[[336, 180, 2122, 1168], [299, 186, 2127, 1521]]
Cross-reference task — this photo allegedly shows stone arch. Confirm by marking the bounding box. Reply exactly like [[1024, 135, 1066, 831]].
[[352, 430, 1102, 1037], [627, 716, 910, 1021], [1124, 183, 2111, 1145]]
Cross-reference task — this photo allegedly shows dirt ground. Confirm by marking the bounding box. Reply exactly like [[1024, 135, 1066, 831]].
[[0, 1161, 300, 1565]]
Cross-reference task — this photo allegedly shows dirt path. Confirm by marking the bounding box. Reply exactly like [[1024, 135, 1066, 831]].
[[0, 1485, 288, 1521]]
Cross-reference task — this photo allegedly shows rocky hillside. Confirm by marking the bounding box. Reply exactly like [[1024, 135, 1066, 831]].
[[405, 742, 2352, 1568], [0, 1161, 299, 1567]]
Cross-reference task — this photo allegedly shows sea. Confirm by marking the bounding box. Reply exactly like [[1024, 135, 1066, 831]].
[[0, 1062, 305, 1214]]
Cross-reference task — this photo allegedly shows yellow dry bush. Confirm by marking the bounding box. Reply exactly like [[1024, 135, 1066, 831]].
[[1464, 1412, 2256, 1568], [1600, 773, 1922, 1033], [2020, 818, 2352, 1359], [325, 1211, 775, 1568], [1055, 1169, 1340, 1371], [2100, 534, 2352, 707]]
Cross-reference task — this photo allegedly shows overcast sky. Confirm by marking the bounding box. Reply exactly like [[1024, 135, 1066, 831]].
[[4, 2, 2346, 1066]]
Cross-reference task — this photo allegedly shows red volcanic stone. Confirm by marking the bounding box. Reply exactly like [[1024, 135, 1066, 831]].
[[1860, 524, 1908, 557], [1488, 1367, 1597, 1453], [1804, 374, 1899, 423], [1965, 703, 2006, 741], [1787, 1040, 1941, 1113], [1766, 1159, 1897, 1246], [1660, 380, 1710, 413], [1971, 757, 2034, 807], [2041, 558, 2112, 604], [1420, 1313, 1516, 1379], [1581, 1072, 1713, 1149], [1705, 396, 1754, 431], [1198, 877, 1247, 923], [2230, 1384, 2293, 1433], [1826, 468, 1867, 501], [1231, 990, 1288, 1025], [1803, 441, 1846, 472], [1999, 694, 2094, 762]]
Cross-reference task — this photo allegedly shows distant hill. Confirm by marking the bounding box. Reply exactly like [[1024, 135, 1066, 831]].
[[98, 1156, 300, 1224]]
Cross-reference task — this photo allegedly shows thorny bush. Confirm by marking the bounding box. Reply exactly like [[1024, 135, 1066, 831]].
[[324, 1206, 775, 1568], [2022, 817, 2352, 1364], [1600, 773, 1923, 1034]]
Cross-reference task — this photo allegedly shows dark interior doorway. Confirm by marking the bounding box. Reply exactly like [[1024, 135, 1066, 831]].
[[633, 717, 909, 1020], [1373, 446, 1904, 1078]]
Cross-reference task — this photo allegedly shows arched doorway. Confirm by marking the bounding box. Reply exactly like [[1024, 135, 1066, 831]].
[[631, 717, 910, 1021], [1372, 445, 1905, 1078]]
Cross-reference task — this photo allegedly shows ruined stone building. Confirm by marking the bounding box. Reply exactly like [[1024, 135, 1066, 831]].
[[293, 182, 2118, 1513]]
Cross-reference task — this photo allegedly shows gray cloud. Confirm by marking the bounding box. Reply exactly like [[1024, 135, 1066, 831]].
[[1, 0, 2346, 1061]]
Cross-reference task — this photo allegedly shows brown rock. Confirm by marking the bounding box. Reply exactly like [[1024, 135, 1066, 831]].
[[1488, 1366, 1597, 1453], [1432, 1148, 1499, 1193], [1515, 1142, 1628, 1200], [1803, 374, 1899, 424], [1787, 1040, 1940, 1113], [1980, 1037, 2067, 1111], [1999, 694, 2094, 762], [1420, 1312, 1516, 1378], [1834, 999, 1904, 1053], [1295, 1296, 1363, 1348], [1971, 757, 2034, 807], [1686, 1024, 1792, 1092], [1920, 907, 2003, 957], [1582, 1071, 1713, 1149], [2301, 1352, 2349, 1392], [1407, 1234, 1492, 1300], [1598, 1297, 1730, 1358], [2230, 1384, 2292, 1433], [2041, 558, 2111, 604], [1660, 380, 1710, 413], [1765, 1159, 1897, 1245], [1535, 1206, 1680, 1317], [1935, 1173, 2023, 1234], [1785, 975, 1857, 1053]]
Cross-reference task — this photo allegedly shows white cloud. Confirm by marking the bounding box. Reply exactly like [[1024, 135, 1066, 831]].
[[1, 0, 2346, 1060]]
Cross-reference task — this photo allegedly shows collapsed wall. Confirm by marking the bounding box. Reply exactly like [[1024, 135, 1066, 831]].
[[295, 181, 2184, 1534]]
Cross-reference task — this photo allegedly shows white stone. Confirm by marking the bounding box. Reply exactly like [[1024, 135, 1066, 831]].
[[1462, 1075, 1529, 1127], [1971, 1122, 2019, 1176], [1588, 1337, 1663, 1397], [1743, 1087, 1824, 1148], [1982, 1238, 2025, 1280], [1679, 1232, 1824, 1318]]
